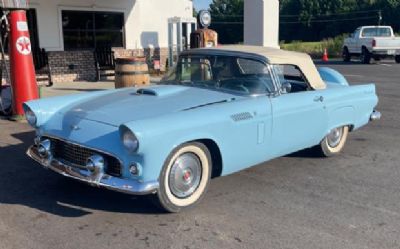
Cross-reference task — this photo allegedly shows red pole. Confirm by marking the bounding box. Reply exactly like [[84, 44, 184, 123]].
[[9, 10, 38, 118]]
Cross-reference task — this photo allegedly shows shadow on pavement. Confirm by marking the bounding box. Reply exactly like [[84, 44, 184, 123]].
[[285, 147, 324, 159], [0, 130, 163, 217]]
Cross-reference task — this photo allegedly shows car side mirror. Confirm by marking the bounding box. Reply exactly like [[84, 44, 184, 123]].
[[281, 82, 292, 94]]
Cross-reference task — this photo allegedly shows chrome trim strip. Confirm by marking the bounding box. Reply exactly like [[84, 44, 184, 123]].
[[27, 146, 159, 195], [370, 110, 382, 121]]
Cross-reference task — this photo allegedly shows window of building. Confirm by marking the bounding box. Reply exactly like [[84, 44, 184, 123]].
[[62, 10, 124, 50]]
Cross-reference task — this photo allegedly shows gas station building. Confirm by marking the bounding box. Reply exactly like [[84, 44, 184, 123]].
[[26, 0, 193, 83], [19, 0, 279, 83]]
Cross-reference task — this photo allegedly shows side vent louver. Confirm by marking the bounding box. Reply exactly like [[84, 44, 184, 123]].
[[231, 112, 254, 122]]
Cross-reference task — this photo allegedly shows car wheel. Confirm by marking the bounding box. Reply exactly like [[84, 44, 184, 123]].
[[360, 48, 371, 64], [155, 142, 212, 213], [395, 55, 400, 63], [318, 126, 349, 157], [342, 47, 351, 62]]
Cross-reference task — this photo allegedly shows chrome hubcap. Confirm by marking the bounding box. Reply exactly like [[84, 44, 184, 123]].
[[327, 128, 343, 148], [169, 153, 202, 198]]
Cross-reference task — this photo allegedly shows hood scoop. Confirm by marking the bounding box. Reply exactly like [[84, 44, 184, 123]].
[[136, 88, 157, 96], [135, 85, 188, 97]]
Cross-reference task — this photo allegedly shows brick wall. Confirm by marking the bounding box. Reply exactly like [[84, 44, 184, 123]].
[[48, 51, 96, 83]]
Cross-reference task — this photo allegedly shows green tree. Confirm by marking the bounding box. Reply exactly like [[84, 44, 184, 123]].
[[209, 0, 244, 44]]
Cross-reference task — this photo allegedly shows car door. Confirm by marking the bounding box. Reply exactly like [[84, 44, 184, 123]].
[[269, 65, 328, 157], [347, 29, 359, 53], [355, 28, 364, 53]]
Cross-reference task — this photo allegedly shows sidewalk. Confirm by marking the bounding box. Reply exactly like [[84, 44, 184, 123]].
[[40, 77, 162, 98]]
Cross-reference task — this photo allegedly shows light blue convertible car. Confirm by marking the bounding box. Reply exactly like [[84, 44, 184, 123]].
[[25, 46, 380, 212]]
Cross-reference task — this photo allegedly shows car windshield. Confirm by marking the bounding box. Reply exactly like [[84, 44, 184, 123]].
[[160, 55, 276, 95], [362, 27, 392, 37]]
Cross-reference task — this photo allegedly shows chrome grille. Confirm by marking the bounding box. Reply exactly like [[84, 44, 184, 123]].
[[46, 137, 122, 177]]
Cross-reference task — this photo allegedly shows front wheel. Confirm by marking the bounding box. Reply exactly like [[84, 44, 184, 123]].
[[342, 47, 351, 62], [395, 55, 400, 63], [155, 142, 212, 213], [360, 48, 371, 64], [317, 126, 349, 157]]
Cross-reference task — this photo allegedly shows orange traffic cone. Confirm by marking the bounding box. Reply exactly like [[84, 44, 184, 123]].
[[322, 48, 329, 62]]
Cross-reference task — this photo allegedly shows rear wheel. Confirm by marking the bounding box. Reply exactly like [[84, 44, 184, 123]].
[[342, 47, 351, 62], [155, 142, 212, 213], [395, 55, 400, 63], [360, 48, 371, 64], [317, 126, 349, 157]]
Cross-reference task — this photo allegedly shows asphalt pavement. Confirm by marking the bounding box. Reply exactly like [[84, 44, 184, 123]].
[[0, 60, 399, 249]]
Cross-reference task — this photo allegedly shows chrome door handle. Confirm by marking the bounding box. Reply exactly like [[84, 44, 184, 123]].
[[314, 96, 324, 102]]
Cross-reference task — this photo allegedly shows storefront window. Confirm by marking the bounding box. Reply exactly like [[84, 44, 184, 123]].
[[62, 10, 124, 50]]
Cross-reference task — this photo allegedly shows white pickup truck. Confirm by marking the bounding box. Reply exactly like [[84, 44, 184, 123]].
[[343, 26, 400, 64]]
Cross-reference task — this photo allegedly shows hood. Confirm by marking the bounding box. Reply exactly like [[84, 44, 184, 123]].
[[61, 85, 240, 126]]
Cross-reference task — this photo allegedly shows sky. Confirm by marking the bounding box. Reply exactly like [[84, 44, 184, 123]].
[[193, 0, 212, 11]]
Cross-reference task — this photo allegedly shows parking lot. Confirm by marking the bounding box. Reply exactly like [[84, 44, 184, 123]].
[[0, 60, 399, 249]]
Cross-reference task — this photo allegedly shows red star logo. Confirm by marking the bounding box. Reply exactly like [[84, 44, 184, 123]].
[[17, 38, 31, 52]]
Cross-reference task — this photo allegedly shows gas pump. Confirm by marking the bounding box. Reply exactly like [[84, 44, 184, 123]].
[[190, 10, 218, 49], [0, 1, 38, 119]]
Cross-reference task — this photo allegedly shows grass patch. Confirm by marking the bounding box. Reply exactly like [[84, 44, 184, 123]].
[[281, 35, 347, 58]]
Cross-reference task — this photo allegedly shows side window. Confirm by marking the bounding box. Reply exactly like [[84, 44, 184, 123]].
[[274, 65, 310, 93], [215, 57, 275, 94], [350, 28, 361, 39]]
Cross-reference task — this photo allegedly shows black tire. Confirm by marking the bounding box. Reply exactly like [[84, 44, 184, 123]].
[[360, 47, 371, 64], [316, 126, 349, 157], [154, 142, 212, 213], [342, 47, 351, 62], [395, 55, 400, 63]]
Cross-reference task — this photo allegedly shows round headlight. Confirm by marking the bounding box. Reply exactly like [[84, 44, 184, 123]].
[[25, 109, 37, 127], [122, 130, 139, 153]]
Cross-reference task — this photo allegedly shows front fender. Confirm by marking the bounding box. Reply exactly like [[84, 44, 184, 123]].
[[24, 90, 116, 127], [121, 110, 223, 181]]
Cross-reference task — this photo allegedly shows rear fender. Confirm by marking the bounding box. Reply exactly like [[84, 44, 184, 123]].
[[318, 67, 349, 86], [327, 106, 355, 134]]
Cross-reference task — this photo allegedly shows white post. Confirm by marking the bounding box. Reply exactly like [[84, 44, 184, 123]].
[[244, 0, 279, 48]]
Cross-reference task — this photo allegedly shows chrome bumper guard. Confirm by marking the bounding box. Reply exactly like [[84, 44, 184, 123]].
[[27, 146, 159, 195], [370, 110, 382, 121]]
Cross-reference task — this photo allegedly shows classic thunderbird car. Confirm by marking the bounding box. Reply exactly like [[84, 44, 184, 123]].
[[25, 45, 380, 212]]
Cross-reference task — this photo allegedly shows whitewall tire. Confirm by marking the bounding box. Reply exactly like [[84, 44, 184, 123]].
[[155, 142, 212, 213], [318, 126, 349, 157]]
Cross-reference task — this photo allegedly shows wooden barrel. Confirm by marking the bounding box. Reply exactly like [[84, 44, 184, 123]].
[[115, 57, 150, 88]]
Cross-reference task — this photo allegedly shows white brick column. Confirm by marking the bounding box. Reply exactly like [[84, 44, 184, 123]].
[[244, 0, 279, 48]]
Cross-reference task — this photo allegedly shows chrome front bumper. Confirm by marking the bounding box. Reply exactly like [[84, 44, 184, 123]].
[[370, 110, 382, 121], [27, 146, 159, 195]]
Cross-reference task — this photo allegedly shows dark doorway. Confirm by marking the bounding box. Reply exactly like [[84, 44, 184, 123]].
[[26, 9, 39, 49]]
